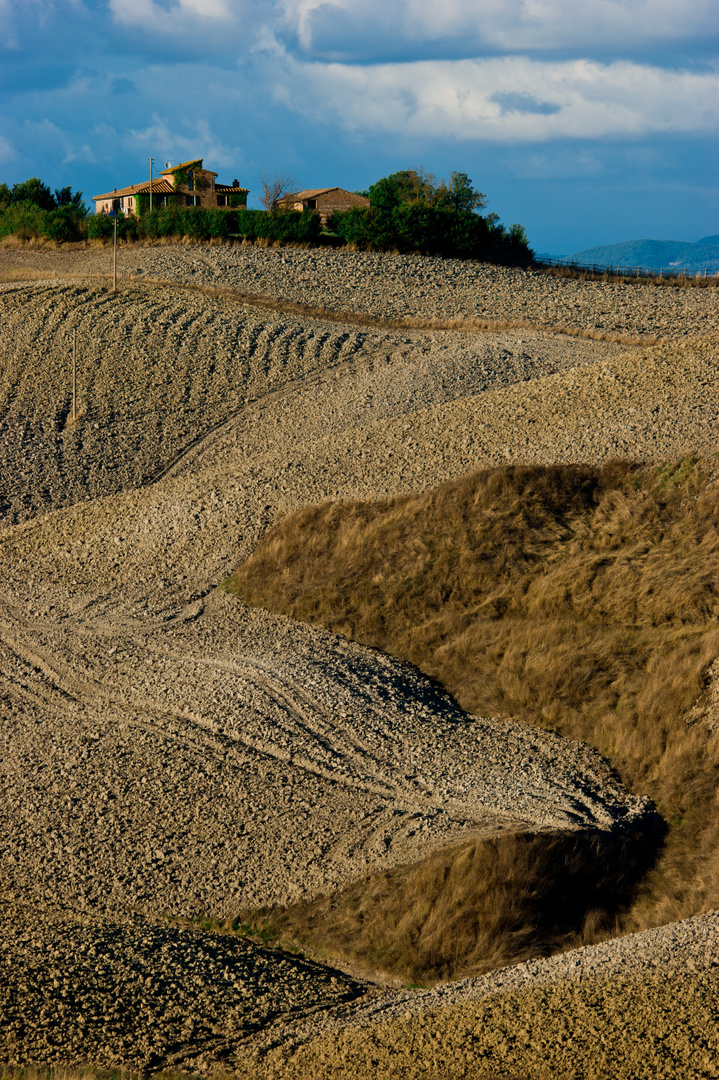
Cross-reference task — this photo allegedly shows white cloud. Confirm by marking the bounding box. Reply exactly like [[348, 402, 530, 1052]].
[[109, 0, 232, 25], [0, 0, 20, 48], [267, 51, 719, 142], [124, 114, 241, 170], [107, 0, 274, 38], [62, 142, 98, 165], [279, 0, 719, 58], [0, 131, 16, 163]]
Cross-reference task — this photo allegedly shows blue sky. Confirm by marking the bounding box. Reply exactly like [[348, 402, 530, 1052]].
[[1, 0, 717, 254]]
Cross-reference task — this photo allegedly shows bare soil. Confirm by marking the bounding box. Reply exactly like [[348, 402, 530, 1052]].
[[1, 243, 718, 1076]]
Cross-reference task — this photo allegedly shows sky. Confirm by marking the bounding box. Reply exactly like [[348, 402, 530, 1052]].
[[0, 0, 717, 255]]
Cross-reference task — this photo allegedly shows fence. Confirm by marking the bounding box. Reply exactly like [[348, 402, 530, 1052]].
[[535, 255, 718, 281]]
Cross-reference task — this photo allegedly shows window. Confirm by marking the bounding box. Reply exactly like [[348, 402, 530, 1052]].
[[217, 194, 227, 207], [186, 195, 200, 206], [187, 169, 194, 191]]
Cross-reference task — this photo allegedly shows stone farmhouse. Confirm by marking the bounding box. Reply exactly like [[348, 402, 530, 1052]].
[[278, 187, 370, 222], [93, 159, 248, 215]]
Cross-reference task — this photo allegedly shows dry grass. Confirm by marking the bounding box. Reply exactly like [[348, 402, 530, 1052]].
[[226, 458, 719, 950], [229, 826, 660, 986], [0, 269, 61, 282]]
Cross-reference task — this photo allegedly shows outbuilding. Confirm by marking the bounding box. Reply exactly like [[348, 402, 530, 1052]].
[[278, 187, 370, 223]]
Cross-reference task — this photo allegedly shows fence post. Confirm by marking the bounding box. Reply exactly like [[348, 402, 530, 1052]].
[[72, 327, 76, 423]]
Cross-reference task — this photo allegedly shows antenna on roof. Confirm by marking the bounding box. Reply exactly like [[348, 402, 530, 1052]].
[[165, 161, 172, 169]]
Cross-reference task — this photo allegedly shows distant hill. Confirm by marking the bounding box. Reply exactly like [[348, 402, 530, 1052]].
[[563, 235, 719, 271]]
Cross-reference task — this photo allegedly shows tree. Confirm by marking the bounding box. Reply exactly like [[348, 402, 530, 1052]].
[[258, 169, 296, 213], [0, 178, 85, 213], [368, 168, 485, 215], [368, 169, 436, 212], [11, 177, 56, 210], [435, 171, 486, 214], [54, 185, 85, 210]]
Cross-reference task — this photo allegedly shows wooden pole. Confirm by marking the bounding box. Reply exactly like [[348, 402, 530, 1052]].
[[72, 328, 76, 423], [149, 157, 154, 213], [113, 214, 117, 292]]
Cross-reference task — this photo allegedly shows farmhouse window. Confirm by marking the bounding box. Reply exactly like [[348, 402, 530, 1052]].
[[186, 195, 200, 206], [187, 170, 194, 191], [217, 194, 227, 206]]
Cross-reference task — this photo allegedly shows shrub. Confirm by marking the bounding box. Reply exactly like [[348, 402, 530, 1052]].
[[328, 202, 532, 265]]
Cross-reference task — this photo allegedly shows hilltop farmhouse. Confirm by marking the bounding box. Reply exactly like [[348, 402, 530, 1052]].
[[93, 159, 248, 215], [278, 187, 370, 222]]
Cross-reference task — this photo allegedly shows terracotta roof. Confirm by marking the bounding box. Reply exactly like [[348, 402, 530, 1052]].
[[215, 184, 249, 193], [93, 179, 175, 201], [159, 159, 217, 177], [281, 188, 336, 201], [280, 188, 368, 202]]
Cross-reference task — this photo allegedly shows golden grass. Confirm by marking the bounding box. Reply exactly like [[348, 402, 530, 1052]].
[[226, 458, 719, 957], [229, 826, 660, 986], [0, 269, 61, 282]]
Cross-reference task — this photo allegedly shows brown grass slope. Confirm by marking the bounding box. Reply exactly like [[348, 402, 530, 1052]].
[[234, 826, 658, 986], [226, 459, 719, 961]]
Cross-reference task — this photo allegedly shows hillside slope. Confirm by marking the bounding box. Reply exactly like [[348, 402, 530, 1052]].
[[566, 234, 719, 270], [1, 244, 718, 1075]]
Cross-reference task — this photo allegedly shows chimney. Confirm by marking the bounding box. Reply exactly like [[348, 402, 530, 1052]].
[[233, 179, 239, 188]]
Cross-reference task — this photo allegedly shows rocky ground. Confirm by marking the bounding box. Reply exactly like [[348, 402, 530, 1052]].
[[1, 242, 718, 1076], [3, 239, 718, 337]]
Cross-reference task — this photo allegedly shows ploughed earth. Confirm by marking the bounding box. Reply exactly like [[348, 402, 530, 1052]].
[[1, 244, 718, 1078]]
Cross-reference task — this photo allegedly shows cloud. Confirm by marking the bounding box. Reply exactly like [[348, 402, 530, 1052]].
[[62, 142, 98, 165], [0, 131, 16, 163], [109, 0, 234, 27], [266, 51, 719, 142], [0, 0, 21, 49], [278, 0, 719, 61], [106, 0, 275, 48], [123, 114, 241, 170]]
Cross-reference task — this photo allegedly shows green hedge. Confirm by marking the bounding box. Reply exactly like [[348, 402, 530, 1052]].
[[9, 194, 530, 267], [327, 204, 533, 265], [0, 201, 87, 242], [87, 206, 322, 245]]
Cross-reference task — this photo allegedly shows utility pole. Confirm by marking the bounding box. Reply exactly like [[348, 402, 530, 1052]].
[[149, 157, 154, 212], [113, 212, 117, 292], [72, 328, 77, 423]]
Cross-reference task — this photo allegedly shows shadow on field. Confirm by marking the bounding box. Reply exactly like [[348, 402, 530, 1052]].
[[235, 819, 665, 986]]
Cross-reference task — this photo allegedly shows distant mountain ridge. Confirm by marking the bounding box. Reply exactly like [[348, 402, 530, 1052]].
[[563, 235, 719, 271]]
